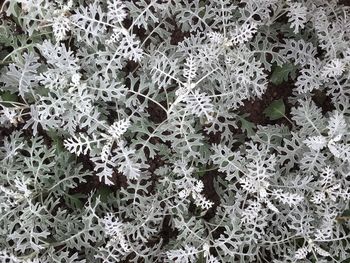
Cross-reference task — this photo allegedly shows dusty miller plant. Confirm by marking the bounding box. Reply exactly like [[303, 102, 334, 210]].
[[0, 0, 350, 262]]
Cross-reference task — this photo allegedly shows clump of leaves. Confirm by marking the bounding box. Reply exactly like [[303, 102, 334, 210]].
[[0, 0, 350, 262]]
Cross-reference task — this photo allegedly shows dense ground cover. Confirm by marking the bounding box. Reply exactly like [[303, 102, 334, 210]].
[[1, 0, 350, 262]]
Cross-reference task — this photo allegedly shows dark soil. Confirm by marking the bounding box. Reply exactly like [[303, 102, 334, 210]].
[[340, 0, 350, 6]]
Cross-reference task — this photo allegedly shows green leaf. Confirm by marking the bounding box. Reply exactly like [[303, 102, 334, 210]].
[[194, 165, 217, 177], [263, 99, 285, 120], [270, 63, 297, 85], [64, 193, 85, 210], [196, 251, 205, 263], [236, 115, 256, 137], [0, 91, 18, 102], [195, 168, 206, 177], [46, 129, 65, 154], [341, 209, 350, 217], [95, 186, 113, 203], [0, 91, 19, 107], [0, 51, 11, 65]]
